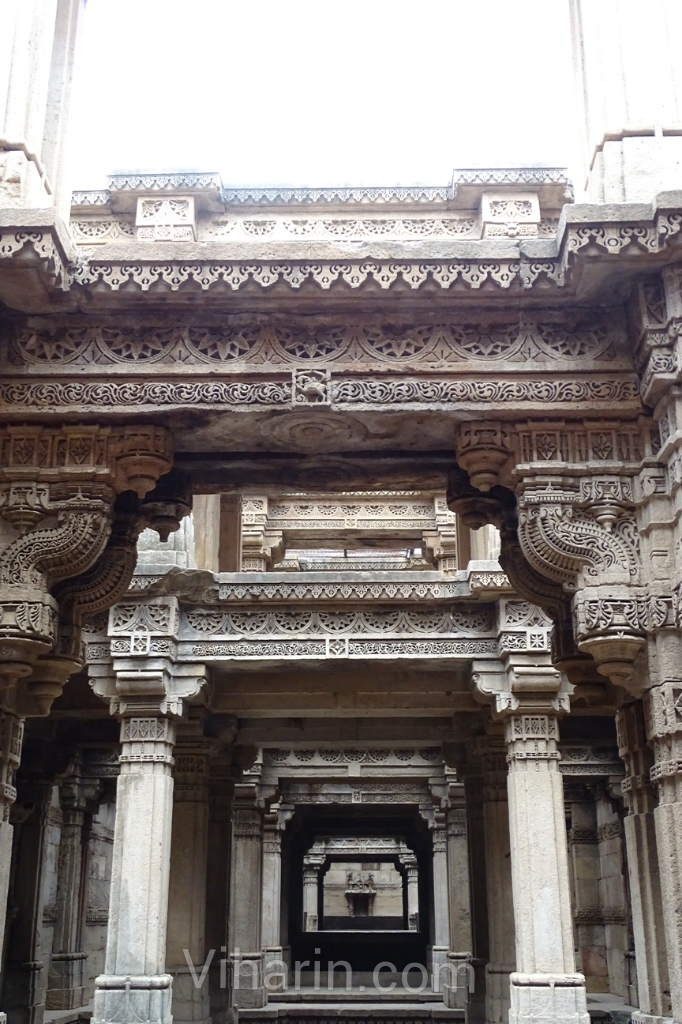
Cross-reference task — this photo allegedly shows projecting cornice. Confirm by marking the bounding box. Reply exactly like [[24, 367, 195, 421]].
[[2, 188, 682, 313]]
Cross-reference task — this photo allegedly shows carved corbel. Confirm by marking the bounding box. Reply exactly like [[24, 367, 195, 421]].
[[18, 495, 144, 717], [514, 471, 645, 685], [454, 422, 514, 492], [0, 425, 175, 691]]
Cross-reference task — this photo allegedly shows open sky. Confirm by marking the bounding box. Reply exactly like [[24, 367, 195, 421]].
[[68, 0, 577, 190]]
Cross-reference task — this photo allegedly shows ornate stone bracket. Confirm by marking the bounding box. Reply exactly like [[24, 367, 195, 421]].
[[0, 425, 174, 693], [450, 418, 662, 690]]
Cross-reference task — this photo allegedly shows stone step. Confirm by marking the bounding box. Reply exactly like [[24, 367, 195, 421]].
[[240, 1005, 464, 1021], [276, 988, 443, 1003]]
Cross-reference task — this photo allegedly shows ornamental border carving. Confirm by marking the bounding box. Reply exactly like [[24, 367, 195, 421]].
[[189, 637, 497, 660], [0, 375, 641, 413]]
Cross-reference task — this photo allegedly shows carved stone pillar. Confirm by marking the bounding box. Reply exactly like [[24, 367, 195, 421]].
[[617, 701, 671, 1024], [262, 804, 292, 994], [400, 854, 419, 931], [91, 653, 207, 1024], [302, 857, 322, 933], [505, 711, 589, 1024], [447, 796, 472, 955], [166, 719, 213, 1024], [229, 785, 265, 1008], [431, 817, 451, 982], [93, 710, 177, 1024], [476, 730, 515, 1024], [46, 759, 103, 1010]]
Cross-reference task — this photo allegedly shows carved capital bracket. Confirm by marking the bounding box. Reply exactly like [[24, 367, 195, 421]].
[[504, 712, 561, 773], [0, 425, 176, 694], [449, 417, 664, 692]]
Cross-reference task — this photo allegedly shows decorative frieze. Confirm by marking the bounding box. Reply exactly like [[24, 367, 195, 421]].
[[183, 606, 493, 637], [189, 637, 497, 661], [0, 374, 641, 416], [559, 745, 624, 777], [283, 780, 431, 805], [4, 315, 628, 370], [264, 747, 442, 767]]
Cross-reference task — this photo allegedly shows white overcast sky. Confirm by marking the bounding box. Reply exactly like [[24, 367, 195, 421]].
[[68, 0, 577, 190]]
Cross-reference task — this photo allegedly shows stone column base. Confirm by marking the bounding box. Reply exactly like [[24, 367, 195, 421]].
[[631, 1015, 674, 1024], [170, 966, 212, 1024], [442, 954, 473, 1009], [485, 961, 514, 1024], [230, 954, 265, 1009], [3, 960, 45, 1019], [509, 973, 589, 1024], [46, 952, 87, 1010], [431, 945, 449, 983], [263, 947, 287, 994], [93, 973, 173, 1024]]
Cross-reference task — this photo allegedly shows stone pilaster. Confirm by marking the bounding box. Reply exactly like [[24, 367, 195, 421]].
[[431, 817, 451, 982], [645, 671, 682, 1023], [476, 730, 516, 1024], [46, 760, 103, 1011], [229, 785, 265, 1009], [505, 711, 589, 1024], [594, 788, 629, 1000], [205, 753, 236, 1024], [444, 795, 473, 1009], [3, 773, 54, 1024], [0, 708, 23, 975], [566, 789, 606, 992], [617, 701, 671, 1024], [166, 720, 213, 1024], [463, 756, 489, 1024]]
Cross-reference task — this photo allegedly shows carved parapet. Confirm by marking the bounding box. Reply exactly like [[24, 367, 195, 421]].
[[0, 425, 175, 691]]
